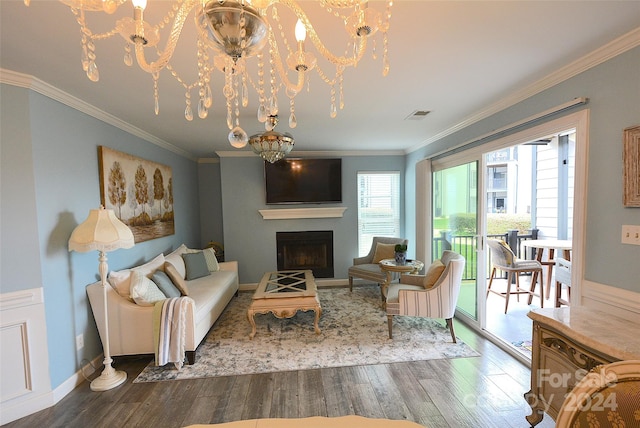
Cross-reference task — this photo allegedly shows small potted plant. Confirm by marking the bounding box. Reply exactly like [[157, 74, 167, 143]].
[[394, 244, 407, 265]]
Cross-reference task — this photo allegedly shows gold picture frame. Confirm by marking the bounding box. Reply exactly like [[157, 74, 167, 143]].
[[98, 146, 175, 242], [623, 125, 640, 207]]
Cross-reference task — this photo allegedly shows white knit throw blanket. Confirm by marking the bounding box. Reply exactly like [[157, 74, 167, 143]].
[[153, 297, 194, 369]]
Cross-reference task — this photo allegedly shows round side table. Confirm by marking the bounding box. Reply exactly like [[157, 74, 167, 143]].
[[378, 258, 424, 299]]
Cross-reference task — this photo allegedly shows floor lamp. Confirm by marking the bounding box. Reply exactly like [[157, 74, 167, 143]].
[[68, 206, 134, 391]]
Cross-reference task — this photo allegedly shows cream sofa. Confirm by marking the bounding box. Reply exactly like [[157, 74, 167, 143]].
[[86, 245, 239, 365]]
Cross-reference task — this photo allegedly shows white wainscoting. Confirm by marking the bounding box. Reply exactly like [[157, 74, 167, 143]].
[[581, 279, 640, 323], [0, 288, 52, 425]]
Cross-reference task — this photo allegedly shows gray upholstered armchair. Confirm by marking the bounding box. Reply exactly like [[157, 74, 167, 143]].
[[348, 236, 408, 292]]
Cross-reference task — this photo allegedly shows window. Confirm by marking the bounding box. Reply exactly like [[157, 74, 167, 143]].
[[357, 172, 401, 256]]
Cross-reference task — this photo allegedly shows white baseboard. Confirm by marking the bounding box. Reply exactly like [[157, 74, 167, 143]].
[[0, 390, 55, 426], [581, 279, 640, 323], [51, 355, 101, 404]]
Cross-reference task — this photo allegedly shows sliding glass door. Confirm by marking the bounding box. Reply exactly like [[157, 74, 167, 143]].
[[432, 161, 480, 320], [425, 110, 587, 353]]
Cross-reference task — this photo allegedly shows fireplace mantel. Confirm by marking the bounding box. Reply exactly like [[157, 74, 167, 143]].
[[258, 207, 347, 220]]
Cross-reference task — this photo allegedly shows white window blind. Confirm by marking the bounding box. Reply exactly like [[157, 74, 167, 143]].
[[357, 172, 401, 256]]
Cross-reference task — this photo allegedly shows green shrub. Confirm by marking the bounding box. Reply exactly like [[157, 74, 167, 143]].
[[434, 213, 533, 235], [487, 213, 532, 235], [449, 213, 476, 234]]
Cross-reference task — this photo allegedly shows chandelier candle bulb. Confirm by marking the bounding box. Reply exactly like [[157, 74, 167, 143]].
[[131, 0, 147, 10], [295, 19, 306, 42], [25, 0, 392, 161]]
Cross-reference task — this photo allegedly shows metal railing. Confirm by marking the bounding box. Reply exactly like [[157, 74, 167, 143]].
[[433, 229, 539, 281]]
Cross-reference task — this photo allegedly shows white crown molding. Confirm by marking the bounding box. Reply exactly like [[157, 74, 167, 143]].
[[213, 149, 404, 160], [409, 26, 640, 153], [197, 158, 221, 164], [0, 68, 195, 161]]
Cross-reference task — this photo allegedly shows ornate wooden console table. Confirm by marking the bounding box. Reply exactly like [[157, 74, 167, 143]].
[[525, 306, 640, 427]]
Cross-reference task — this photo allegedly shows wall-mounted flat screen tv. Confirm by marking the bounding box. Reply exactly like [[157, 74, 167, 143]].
[[265, 158, 342, 204]]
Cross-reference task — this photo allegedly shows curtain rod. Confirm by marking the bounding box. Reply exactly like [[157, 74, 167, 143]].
[[430, 97, 589, 160]]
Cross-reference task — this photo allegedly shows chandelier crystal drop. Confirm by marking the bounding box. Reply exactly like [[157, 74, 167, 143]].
[[29, 0, 393, 160]]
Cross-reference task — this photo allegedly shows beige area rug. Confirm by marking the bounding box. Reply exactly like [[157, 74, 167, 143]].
[[134, 285, 480, 383]]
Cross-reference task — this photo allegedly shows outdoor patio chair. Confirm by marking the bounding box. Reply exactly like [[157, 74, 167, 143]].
[[486, 239, 543, 313], [554, 257, 571, 307]]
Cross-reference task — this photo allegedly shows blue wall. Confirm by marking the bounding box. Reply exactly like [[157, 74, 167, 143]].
[[198, 160, 224, 247], [1, 42, 638, 396], [1, 85, 43, 295], [1, 85, 202, 389], [407, 46, 640, 292], [218, 155, 406, 283]]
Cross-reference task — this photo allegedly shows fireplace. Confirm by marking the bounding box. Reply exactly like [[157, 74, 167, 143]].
[[276, 231, 334, 278]]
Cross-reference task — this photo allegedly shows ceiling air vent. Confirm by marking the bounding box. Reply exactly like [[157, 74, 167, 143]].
[[405, 110, 431, 120]]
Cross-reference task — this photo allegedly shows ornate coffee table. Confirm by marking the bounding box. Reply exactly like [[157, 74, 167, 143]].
[[247, 270, 322, 339]]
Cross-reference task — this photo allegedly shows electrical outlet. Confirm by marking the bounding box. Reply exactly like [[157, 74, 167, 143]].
[[621, 225, 640, 246], [76, 334, 84, 351]]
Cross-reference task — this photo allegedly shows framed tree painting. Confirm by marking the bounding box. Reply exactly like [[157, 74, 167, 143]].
[[98, 146, 175, 242], [623, 125, 640, 207]]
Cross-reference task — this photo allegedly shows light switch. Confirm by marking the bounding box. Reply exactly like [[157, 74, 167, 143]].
[[621, 225, 640, 245]]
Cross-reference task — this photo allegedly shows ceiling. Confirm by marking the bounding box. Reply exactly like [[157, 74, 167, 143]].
[[2, 1, 639, 159]]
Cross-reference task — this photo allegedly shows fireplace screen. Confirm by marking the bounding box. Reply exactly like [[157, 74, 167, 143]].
[[276, 231, 334, 278]]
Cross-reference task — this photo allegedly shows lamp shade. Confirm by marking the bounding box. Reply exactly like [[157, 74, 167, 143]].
[[68, 207, 135, 253]]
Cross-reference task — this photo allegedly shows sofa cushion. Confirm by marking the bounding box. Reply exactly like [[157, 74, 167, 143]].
[[203, 247, 220, 272], [165, 245, 188, 279], [130, 270, 166, 306], [386, 283, 424, 304], [164, 261, 189, 295], [187, 270, 238, 322], [108, 253, 165, 300], [107, 269, 133, 300], [165, 244, 187, 259], [152, 270, 181, 298], [372, 243, 396, 263], [424, 260, 446, 288], [182, 252, 211, 280]]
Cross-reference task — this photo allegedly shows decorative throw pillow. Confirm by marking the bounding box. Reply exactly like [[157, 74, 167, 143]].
[[165, 244, 188, 259], [134, 253, 165, 277], [164, 245, 188, 278], [107, 253, 165, 300], [130, 270, 166, 306], [202, 247, 220, 272], [151, 270, 181, 298], [372, 243, 397, 263], [164, 261, 189, 295], [182, 252, 211, 280], [108, 268, 133, 300], [424, 260, 446, 288], [497, 240, 515, 265]]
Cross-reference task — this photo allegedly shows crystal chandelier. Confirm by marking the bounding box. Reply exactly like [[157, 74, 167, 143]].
[[24, 0, 392, 158], [249, 114, 294, 163]]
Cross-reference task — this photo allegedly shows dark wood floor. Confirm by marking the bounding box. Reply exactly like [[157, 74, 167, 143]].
[[5, 321, 556, 428]]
